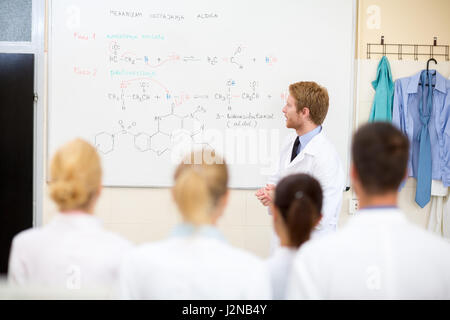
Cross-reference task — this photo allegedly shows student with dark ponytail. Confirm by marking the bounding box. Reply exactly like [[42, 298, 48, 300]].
[[267, 173, 323, 299]]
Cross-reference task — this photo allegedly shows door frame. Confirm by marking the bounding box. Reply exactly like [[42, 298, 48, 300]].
[[0, 0, 46, 227]]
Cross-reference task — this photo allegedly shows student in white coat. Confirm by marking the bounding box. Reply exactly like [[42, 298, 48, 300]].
[[256, 81, 344, 238], [8, 139, 132, 291], [287, 123, 450, 299], [266, 173, 323, 299], [119, 150, 271, 300]]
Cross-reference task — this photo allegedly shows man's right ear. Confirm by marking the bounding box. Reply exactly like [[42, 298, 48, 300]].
[[300, 106, 310, 117]]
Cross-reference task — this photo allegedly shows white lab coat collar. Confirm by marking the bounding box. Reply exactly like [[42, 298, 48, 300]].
[[50, 211, 103, 230], [267, 246, 297, 262], [170, 223, 226, 242], [347, 207, 408, 227], [286, 130, 327, 168]]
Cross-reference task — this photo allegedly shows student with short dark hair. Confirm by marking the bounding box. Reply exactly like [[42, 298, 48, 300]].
[[287, 123, 450, 299], [267, 173, 323, 299], [351, 122, 409, 196]]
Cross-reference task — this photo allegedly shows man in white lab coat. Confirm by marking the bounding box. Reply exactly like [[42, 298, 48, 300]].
[[256, 81, 344, 237], [287, 123, 450, 299]]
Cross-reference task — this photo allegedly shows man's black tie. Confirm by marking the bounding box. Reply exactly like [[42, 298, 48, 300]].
[[291, 136, 300, 162]]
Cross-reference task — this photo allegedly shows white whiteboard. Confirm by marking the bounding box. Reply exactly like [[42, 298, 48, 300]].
[[48, 0, 355, 188]]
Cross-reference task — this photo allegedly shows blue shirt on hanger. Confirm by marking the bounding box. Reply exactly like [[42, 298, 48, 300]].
[[392, 70, 450, 187]]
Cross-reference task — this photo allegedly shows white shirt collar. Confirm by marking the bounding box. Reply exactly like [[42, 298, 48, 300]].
[[348, 207, 408, 225], [170, 223, 226, 242], [50, 211, 103, 230]]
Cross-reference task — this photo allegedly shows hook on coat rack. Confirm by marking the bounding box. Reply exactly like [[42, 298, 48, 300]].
[[426, 58, 437, 75], [366, 37, 449, 61], [420, 58, 437, 87]]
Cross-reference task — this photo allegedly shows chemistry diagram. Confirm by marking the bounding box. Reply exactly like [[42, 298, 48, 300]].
[[94, 39, 280, 156], [95, 104, 210, 155]]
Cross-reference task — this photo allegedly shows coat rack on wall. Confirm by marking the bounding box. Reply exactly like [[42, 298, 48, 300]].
[[367, 36, 449, 61]]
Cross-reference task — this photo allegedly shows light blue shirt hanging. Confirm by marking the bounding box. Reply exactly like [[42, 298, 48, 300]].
[[392, 70, 450, 191], [369, 56, 394, 122]]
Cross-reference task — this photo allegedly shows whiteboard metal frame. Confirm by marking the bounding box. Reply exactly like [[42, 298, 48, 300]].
[[0, 0, 46, 226], [345, 0, 357, 190]]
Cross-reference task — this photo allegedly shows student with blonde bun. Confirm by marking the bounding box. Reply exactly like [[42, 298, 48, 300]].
[[119, 150, 271, 299], [267, 173, 323, 299], [8, 139, 132, 290]]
